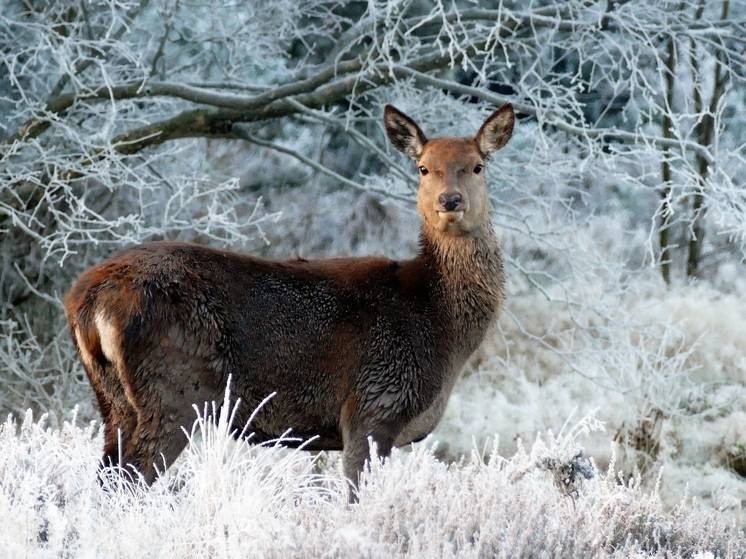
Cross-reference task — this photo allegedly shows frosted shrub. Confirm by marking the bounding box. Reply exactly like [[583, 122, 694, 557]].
[[0, 400, 742, 558], [436, 279, 746, 520]]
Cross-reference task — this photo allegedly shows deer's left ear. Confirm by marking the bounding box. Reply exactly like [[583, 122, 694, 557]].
[[475, 103, 515, 158]]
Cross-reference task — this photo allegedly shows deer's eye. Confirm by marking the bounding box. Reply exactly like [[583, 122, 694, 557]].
[[473, 164, 484, 174], [418, 166, 429, 176]]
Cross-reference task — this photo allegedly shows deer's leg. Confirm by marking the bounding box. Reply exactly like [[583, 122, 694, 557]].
[[84, 361, 138, 486], [119, 351, 222, 485], [121, 414, 190, 485], [340, 404, 402, 503], [97, 408, 139, 488], [98, 400, 137, 472], [116, 378, 208, 485]]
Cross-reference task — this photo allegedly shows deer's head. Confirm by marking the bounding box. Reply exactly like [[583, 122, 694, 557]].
[[384, 103, 514, 236]]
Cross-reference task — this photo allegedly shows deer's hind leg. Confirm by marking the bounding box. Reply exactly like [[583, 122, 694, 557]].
[[118, 391, 196, 485], [94, 363, 139, 477], [72, 325, 138, 484], [117, 344, 224, 485]]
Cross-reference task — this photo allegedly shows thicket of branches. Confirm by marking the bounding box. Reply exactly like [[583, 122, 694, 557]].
[[1, 0, 745, 430]]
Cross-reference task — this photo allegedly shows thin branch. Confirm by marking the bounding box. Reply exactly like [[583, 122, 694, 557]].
[[47, 0, 152, 100], [231, 125, 412, 204], [396, 67, 715, 162], [13, 263, 62, 309], [286, 99, 416, 188]]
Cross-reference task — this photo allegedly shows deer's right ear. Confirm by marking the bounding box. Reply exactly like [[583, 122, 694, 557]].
[[384, 105, 427, 161]]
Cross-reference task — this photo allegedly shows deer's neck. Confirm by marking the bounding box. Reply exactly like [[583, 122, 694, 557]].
[[420, 223, 505, 354]]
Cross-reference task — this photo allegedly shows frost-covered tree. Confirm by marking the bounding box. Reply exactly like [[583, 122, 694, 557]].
[[1, 0, 746, 518]]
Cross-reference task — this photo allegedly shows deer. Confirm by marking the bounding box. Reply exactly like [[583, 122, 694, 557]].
[[64, 103, 515, 501]]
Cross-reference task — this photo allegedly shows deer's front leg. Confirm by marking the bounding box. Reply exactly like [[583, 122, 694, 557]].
[[340, 405, 402, 503]]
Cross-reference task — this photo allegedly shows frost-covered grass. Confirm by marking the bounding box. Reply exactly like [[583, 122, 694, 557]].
[[1, 394, 744, 558], [437, 281, 746, 523]]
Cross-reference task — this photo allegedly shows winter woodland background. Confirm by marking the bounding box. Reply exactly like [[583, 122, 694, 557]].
[[1, 0, 746, 556]]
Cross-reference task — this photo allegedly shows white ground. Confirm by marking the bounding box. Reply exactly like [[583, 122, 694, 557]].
[[436, 282, 746, 525]]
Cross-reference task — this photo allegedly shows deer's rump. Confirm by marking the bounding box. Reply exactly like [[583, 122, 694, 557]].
[[65, 241, 440, 450]]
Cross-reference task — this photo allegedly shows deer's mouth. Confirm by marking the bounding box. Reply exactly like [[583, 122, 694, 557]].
[[437, 210, 465, 224]]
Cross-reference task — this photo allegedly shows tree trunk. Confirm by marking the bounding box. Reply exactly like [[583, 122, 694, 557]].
[[686, 0, 728, 278], [659, 38, 676, 285]]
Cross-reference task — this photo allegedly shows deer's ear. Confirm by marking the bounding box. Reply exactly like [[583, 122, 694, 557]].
[[384, 105, 427, 160], [475, 103, 514, 158]]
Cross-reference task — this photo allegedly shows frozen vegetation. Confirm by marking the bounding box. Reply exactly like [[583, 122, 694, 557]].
[[2, 0, 746, 556], [1, 394, 744, 558]]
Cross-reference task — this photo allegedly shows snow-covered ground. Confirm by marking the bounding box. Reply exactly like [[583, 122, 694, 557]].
[[1, 395, 743, 558]]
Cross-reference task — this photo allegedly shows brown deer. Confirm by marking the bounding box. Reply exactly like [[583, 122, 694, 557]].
[[64, 103, 514, 500]]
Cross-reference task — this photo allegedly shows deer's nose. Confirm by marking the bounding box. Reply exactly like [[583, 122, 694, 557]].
[[438, 192, 463, 212]]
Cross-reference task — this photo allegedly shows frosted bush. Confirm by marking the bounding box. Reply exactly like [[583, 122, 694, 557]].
[[435, 279, 746, 522], [0, 396, 743, 558]]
